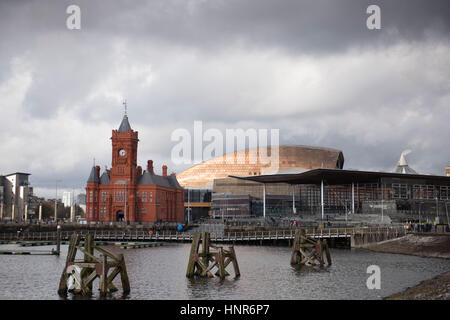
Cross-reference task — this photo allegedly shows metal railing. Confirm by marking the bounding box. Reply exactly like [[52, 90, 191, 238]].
[[0, 226, 407, 242]]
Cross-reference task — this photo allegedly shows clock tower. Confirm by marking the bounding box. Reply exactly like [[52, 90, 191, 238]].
[[110, 113, 139, 185], [86, 106, 184, 224]]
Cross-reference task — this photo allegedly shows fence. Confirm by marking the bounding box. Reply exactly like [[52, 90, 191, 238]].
[[0, 226, 407, 243]]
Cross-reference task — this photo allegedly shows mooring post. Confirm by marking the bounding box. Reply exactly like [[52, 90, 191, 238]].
[[100, 254, 108, 296], [324, 241, 332, 265], [229, 246, 240, 277], [186, 232, 201, 277], [118, 253, 131, 294], [290, 229, 331, 266], [290, 229, 301, 265], [318, 239, 324, 266], [56, 225, 61, 255], [84, 233, 94, 292], [187, 231, 240, 279], [57, 233, 80, 295], [217, 247, 226, 280], [201, 232, 210, 268]]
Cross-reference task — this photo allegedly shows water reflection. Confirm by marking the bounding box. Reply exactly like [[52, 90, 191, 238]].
[[0, 243, 449, 300]]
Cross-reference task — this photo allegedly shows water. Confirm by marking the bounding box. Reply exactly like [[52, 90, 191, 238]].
[[0, 243, 449, 300]]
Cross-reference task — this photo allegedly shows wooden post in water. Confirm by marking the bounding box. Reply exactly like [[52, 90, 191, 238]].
[[290, 229, 331, 266], [100, 254, 108, 296], [57, 232, 130, 297], [229, 246, 240, 277], [58, 233, 80, 295], [83, 233, 94, 292], [118, 253, 130, 294], [186, 232, 240, 280]]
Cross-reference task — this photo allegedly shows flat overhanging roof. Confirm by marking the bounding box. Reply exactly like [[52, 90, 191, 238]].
[[229, 168, 450, 186]]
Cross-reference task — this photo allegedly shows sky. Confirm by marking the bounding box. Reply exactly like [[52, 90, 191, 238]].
[[0, 0, 449, 199]]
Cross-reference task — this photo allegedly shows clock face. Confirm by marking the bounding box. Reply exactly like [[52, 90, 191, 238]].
[[119, 149, 126, 157]]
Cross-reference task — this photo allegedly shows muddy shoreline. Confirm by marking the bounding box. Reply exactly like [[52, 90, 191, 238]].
[[365, 233, 450, 300]]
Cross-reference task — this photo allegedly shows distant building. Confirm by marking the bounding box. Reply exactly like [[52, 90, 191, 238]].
[[393, 150, 418, 174], [177, 145, 344, 189], [62, 191, 74, 207], [446, 168, 450, 177], [85, 112, 184, 223], [76, 193, 86, 205], [177, 145, 344, 220], [76, 193, 86, 214], [0, 172, 34, 221]]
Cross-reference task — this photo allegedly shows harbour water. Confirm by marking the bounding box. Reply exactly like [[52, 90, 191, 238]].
[[0, 243, 449, 300]]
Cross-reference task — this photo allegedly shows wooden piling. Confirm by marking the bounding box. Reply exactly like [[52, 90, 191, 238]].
[[186, 232, 201, 277], [100, 254, 108, 296], [290, 229, 331, 267], [57, 234, 80, 295], [118, 253, 130, 294], [84, 233, 94, 292], [57, 232, 130, 297], [229, 246, 240, 277], [186, 232, 240, 279]]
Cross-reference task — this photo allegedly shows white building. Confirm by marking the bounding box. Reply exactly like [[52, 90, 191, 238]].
[[1, 172, 33, 221], [62, 191, 74, 207]]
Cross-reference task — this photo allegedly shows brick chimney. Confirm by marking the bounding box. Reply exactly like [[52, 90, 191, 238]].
[[162, 165, 168, 177], [95, 165, 100, 178], [147, 160, 154, 174], [137, 166, 142, 177]]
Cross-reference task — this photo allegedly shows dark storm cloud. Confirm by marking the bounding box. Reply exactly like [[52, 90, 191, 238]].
[[2, 0, 450, 52], [0, 0, 449, 197]]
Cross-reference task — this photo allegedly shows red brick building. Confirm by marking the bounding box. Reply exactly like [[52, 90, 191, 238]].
[[85, 113, 184, 223]]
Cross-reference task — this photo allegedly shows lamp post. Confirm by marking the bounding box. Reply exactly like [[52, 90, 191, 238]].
[[124, 182, 127, 224], [187, 188, 191, 225], [435, 196, 439, 224], [55, 180, 61, 222], [56, 224, 61, 255]]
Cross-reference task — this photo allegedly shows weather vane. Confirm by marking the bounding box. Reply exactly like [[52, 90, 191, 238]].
[[123, 99, 127, 116]]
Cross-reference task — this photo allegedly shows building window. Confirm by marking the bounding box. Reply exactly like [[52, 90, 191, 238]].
[[142, 192, 148, 202], [101, 192, 109, 202], [441, 186, 450, 200], [100, 207, 106, 218], [150, 192, 153, 203], [392, 183, 408, 199], [141, 207, 146, 214], [89, 191, 93, 202], [115, 191, 125, 202]]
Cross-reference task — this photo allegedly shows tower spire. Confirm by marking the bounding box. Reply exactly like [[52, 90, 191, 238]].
[[118, 100, 132, 132]]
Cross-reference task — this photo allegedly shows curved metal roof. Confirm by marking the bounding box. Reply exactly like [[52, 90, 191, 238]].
[[230, 168, 450, 186], [176, 145, 344, 188]]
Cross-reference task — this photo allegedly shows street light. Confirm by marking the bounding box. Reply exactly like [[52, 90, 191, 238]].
[[55, 180, 61, 222]]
